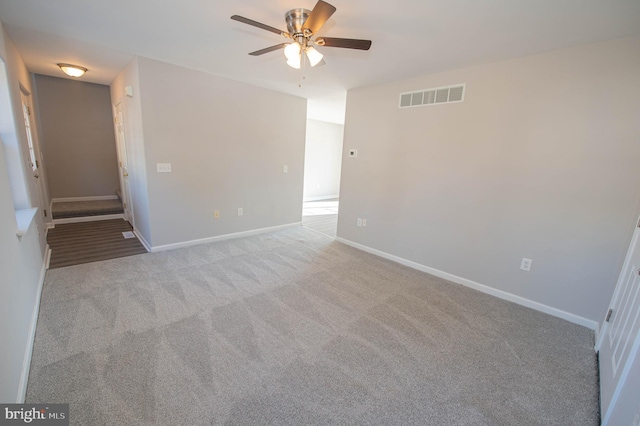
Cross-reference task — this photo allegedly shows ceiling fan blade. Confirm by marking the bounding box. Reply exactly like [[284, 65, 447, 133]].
[[318, 37, 372, 50], [249, 44, 288, 56], [231, 15, 285, 36], [302, 0, 336, 35]]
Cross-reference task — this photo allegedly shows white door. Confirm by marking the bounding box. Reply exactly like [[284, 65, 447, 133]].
[[20, 90, 47, 219], [113, 102, 134, 224], [598, 216, 640, 425]]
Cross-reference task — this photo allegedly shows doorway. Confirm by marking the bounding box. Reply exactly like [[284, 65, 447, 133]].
[[302, 94, 346, 238], [113, 102, 134, 226]]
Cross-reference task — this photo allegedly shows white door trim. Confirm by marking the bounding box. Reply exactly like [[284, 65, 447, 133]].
[[598, 214, 640, 425]]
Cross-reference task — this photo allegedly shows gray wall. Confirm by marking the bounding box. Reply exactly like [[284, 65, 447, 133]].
[[0, 25, 47, 403], [34, 74, 119, 198], [337, 35, 640, 323], [303, 119, 343, 200], [112, 57, 306, 248]]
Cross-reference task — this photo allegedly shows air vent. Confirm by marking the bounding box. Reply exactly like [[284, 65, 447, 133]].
[[399, 83, 465, 109]]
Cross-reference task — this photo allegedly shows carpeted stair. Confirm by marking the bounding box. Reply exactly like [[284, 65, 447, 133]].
[[51, 198, 124, 220]]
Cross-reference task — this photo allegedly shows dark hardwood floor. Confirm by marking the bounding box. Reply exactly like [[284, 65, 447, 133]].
[[47, 219, 147, 269]]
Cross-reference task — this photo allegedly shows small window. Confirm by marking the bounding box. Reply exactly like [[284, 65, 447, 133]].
[[21, 101, 38, 172]]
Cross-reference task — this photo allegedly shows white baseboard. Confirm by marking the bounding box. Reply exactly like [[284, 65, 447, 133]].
[[133, 229, 152, 253], [335, 237, 598, 331], [303, 195, 339, 202], [151, 222, 302, 253], [52, 195, 119, 203], [17, 244, 49, 402], [52, 214, 124, 225], [44, 244, 52, 270]]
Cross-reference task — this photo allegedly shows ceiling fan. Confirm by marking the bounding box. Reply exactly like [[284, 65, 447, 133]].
[[231, 0, 372, 69]]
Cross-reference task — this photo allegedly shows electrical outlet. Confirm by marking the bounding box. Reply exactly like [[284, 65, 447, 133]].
[[520, 258, 533, 271], [362, 219, 367, 227], [357, 218, 362, 227], [238, 208, 243, 216], [214, 210, 220, 219], [156, 163, 172, 173], [283, 165, 288, 173]]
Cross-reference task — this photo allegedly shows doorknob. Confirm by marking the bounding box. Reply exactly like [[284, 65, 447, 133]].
[[123, 172, 129, 177]]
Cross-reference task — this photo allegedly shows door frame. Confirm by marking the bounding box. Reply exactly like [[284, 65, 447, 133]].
[[113, 100, 134, 227]]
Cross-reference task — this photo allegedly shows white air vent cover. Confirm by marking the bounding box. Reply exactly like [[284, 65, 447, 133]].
[[399, 83, 465, 109]]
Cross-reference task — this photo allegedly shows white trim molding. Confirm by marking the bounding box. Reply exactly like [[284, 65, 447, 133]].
[[44, 244, 52, 270], [52, 213, 124, 225], [17, 244, 49, 402], [51, 195, 119, 203], [151, 222, 302, 253], [335, 237, 598, 331], [133, 229, 152, 253]]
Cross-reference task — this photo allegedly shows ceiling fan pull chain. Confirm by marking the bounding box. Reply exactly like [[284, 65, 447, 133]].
[[298, 51, 305, 87]]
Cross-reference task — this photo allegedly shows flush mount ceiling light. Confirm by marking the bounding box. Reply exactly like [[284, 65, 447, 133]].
[[57, 63, 87, 77]]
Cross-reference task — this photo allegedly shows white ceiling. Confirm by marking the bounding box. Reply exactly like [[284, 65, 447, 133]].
[[1, 0, 639, 117]]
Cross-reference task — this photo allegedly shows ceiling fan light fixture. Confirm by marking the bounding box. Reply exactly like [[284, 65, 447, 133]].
[[57, 63, 87, 77], [286, 56, 301, 69], [305, 46, 323, 67], [232, 1, 372, 74], [283, 42, 301, 61]]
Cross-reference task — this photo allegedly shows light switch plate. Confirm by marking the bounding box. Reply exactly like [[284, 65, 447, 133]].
[[157, 163, 172, 173], [520, 258, 532, 271]]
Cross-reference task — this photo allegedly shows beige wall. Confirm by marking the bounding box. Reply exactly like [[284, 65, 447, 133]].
[[114, 57, 307, 248], [338, 35, 640, 323], [0, 25, 47, 402], [34, 74, 119, 198], [303, 119, 344, 200]]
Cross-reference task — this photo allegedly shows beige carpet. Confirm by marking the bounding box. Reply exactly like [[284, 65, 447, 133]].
[[27, 226, 598, 425], [52, 199, 124, 219]]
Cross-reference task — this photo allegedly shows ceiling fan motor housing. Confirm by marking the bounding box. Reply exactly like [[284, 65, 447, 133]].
[[285, 9, 311, 35]]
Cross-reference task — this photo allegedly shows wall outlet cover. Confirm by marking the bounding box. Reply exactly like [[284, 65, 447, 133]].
[[520, 258, 533, 271], [157, 163, 172, 173]]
